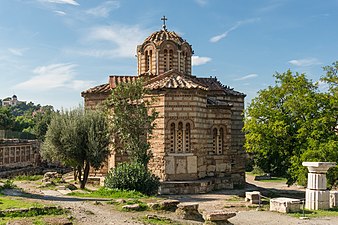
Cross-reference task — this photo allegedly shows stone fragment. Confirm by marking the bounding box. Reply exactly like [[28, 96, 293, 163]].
[[270, 197, 302, 213], [122, 204, 141, 211], [202, 210, 236, 225], [330, 191, 338, 208], [175, 202, 203, 221], [245, 191, 261, 204], [147, 202, 161, 210], [159, 199, 180, 211]]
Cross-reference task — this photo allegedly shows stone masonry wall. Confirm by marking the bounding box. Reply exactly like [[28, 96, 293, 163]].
[[0, 139, 40, 170]]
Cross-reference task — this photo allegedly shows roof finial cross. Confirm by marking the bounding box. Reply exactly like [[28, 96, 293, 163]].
[[161, 16, 167, 30]]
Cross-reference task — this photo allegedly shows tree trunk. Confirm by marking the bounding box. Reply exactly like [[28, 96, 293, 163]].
[[80, 161, 90, 189]]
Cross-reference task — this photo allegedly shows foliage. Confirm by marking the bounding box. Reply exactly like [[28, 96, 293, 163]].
[[13, 175, 43, 181], [104, 162, 160, 196], [244, 63, 338, 186], [41, 107, 110, 189], [0, 196, 44, 210], [105, 78, 158, 166], [67, 187, 147, 199], [0, 180, 16, 192], [0, 101, 55, 140]]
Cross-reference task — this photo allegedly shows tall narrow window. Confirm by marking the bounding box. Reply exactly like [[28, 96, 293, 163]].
[[145, 51, 149, 72], [177, 122, 183, 153], [169, 49, 173, 70], [181, 52, 186, 73], [170, 123, 175, 153], [185, 52, 189, 74], [218, 128, 224, 154], [149, 50, 152, 72], [163, 49, 168, 72], [185, 123, 191, 152], [212, 128, 217, 154]]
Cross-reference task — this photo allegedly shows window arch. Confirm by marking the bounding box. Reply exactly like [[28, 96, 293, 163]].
[[145, 51, 149, 72], [169, 121, 191, 153]]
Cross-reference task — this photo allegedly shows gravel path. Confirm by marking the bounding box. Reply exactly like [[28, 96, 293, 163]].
[[7, 174, 338, 225]]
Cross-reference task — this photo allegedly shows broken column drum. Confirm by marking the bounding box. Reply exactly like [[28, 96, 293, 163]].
[[302, 162, 336, 210]]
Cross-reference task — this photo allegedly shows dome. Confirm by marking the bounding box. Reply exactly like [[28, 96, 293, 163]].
[[143, 29, 185, 46]]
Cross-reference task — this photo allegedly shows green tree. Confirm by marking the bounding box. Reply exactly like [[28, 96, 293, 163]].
[[41, 108, 110, 189], [244, 67, 338, 186], [106, 79, 158, 167], [0, 107, 13, 130]]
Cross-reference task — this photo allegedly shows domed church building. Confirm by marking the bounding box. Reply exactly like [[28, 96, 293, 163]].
[[82, 17, 246, 194]]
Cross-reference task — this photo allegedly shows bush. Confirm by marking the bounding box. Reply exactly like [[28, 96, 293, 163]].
[[104, 162, 160, 196]]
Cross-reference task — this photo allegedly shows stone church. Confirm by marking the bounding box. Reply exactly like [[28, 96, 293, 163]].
[[82, 18, 246, 194]]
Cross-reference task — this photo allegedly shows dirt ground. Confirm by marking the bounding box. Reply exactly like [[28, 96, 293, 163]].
[[5, 173, 338, 225]]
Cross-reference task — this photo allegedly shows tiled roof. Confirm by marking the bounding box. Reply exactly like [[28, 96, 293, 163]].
[[146, 71, 208, 90], [197, 77, 246, 96], [143, 29, 185, 46], [81, 83, 110, 95], [82, 73, 245, 97]]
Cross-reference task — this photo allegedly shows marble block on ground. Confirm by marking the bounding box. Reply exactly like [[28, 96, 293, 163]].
[[270, 197, 302, 213], [245, 191, 261, 204]]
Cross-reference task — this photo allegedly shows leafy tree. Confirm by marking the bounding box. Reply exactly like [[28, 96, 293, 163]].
[[41, 108, 110, 189], [244, 66, 338, 186], [105, 79, 158, 167], [0, 107, 13, 130]]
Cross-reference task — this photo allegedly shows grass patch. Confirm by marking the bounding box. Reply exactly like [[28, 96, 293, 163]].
[[13, 175, 43, 181], [140, 215, 181, 225], [0, 196, 43, 210], [257, 177, 287, 183], [227, 196, 244, 202], [289, 207, 338, 218], [68, 187, 147, 199]]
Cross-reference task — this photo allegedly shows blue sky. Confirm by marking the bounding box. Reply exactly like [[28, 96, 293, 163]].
[[0, 0, 337, 109]]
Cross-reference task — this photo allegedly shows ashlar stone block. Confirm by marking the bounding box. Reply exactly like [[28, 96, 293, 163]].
[[270, 198, 301, 213]]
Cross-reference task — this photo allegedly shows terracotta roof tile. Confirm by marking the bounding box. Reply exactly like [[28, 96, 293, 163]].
[[81, 83, 110, 96], [196, 77, 246, 96], [146, 71, 208, 90]]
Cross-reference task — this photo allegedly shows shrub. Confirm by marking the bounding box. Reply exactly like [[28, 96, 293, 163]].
[[104, 162, 160, 196]]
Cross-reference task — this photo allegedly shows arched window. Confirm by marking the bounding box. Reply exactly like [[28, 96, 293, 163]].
[[185, 123, 191, 152], [212, 127, 224, 155], [170, 123, 175, 153], [169, 121, 192, 153], [163, 49, 168, 72], [185, 52, 190, 73], [181, 52, 186, 73], [212, 128, 217, 154], [145, 51, 149, 72], [177, 122, 183, 153], [149, 50, 152, 72], [169, 49, 173, 70], [218, 128, 224, 154]]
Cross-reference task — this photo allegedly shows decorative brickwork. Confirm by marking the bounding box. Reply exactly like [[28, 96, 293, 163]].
[[82, 22, 246, 193]]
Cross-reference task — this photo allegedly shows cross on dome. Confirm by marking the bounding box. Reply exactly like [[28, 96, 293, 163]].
[[161, 16, 168, 30]]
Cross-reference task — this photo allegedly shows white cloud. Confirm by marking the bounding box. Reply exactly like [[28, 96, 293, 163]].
[[86, 1, 120, 17], [15, 63, 94, 91], [192, 56, 212, 66], [210, 18, 260, 43], [195, 0, 208, 6], [54, 10, 66, 15], [234, 73, 258, 81], [41, 0, 79, 5], [68, 24, 149, 58], [8, 48, 28, 56], [288, 58, 321, 67]]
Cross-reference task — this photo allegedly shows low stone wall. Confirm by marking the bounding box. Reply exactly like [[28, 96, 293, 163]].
[[0, 139, 40, 170], [159, 177, 233, 194]]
